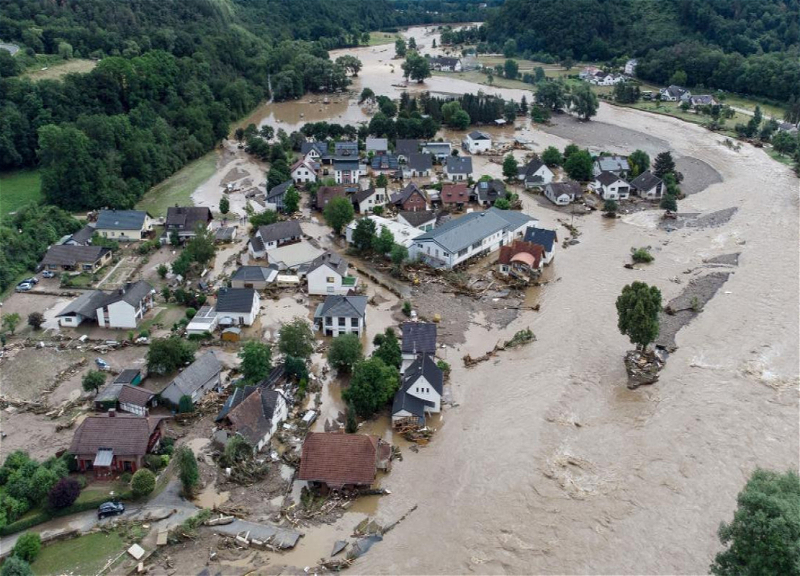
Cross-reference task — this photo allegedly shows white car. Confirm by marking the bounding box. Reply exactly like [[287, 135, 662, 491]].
[[15, 282, 33, 292]]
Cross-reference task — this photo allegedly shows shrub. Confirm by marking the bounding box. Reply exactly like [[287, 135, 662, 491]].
[[119, 472, 132, 484], [1, 557, 33, 576], [436, 360, 451, 374], [631, 247, 654, 263], [185, 307, 197, 319], [47, 477, 80, 509], [131, 469, 156, 499], [176, 447, 199, 497], [27, 312, 44, 330], [12, 532, 41, 562], [402, 301, 412, 316], [178, 395, 194, 413]]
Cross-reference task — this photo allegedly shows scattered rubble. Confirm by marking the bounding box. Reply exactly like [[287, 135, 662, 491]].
[[624, 349, 666, 389]]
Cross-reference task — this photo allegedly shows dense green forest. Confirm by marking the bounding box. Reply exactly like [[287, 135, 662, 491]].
[[484, 0, 800, 103]]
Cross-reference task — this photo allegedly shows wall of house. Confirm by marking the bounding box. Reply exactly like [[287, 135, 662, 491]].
[[401, 194, 427, 212], [120, 401, 147, 416], [96, 300, 139, 328], [58, 314, 84, 327], [445, 170, 469, 182], [293, 167, 317, 183], [307, 267, 349, 296], [406, 375, 441, 412], [98, 228, 143, 241], [320, 315, 364, 336], [463, 138, 491, 153]]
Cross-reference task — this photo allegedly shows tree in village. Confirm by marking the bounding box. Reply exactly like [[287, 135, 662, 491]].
[[494, 198, 511, 210], [711, 468, 800, 576], [503, 101, 517, 123], [564, 149, 594, 181], [372, 328, 401, 369], [628, 149, 650, 177], [563, 143, 580, 159], [238, 340, 272, 384], [130, 469, 156, 499], [653, 151, 676, 178], [219, 196, 230, 215], [603, 199, 618, 215], [536, 81, 568, 111], [278, 317, 315, 359], [372, 226, 395, 254], [345, 400, 359, 433], [249, 210, 279, 228], [375, 173, 388, 188], [184, 225, 216, 266], [390, 244, 408, 268], [352, 217, 377, 252], [502, 154, 519, 180], [27, 312, 44, 330], [178, 395, 194, 414], [660, 194, 678, 211], [47, 477, 80, 509], [395, 37, 407, 58], [283, 186, 300, 213], [2, 313, 21, 335], [12, 533, 40, 563], [2, 556, 33, 576], [570, 83, 599, 120], [402, 52, 431, 83], [407, 37, 417, 51], [327, 333, 363, 372], [324, 196, 355, 234], [81, 370, 106, 395], [146, 337, 196, 375], [284, 355, 308, 381], [520, 95, 529, 114], [616, 281, 662, 351], [175, 446, 199, 497], [542, 146, 563, 166], [342, 357, 399, 417]]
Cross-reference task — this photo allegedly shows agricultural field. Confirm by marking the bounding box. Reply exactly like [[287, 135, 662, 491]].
[[136, 151, 217, 217], [23, 57, 97, 81], [0, 169, 42, 216]]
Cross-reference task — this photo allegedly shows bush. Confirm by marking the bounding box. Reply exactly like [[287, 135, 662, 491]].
[[47, 477, 80, 509], [119, 472, 133, 484], [12, 532, 41, 562], [176, 447, 199, 497], [185, 307, 197, 319], [131, 469, 156, 499], [1, 557, 32, 576], [631, 247, 654, 263], [178, 395, 194, 414], [402, 301, 412, 316]]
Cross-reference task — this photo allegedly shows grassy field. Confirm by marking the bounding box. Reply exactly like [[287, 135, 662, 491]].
[[24, 57, 97, 81], [367, 31, 399, 46], [432, 69, 534, 91], [619, 100, 750, 138], [0, 169, 42, 216], [136, 151, 217, 217], [31, 531, 126, 576]]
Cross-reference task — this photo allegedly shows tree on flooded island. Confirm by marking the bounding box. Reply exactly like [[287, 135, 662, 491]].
[[653, 151, 677, 179], [342, 357, 399, 417], [395, 37, 407, 58], [502, 155, 519, 180], [616, 282, 662, 351], [402, 52, 431, 83], [536, 81, 568, 112], [278, 318, 315, 360], [711, 469, 800, 576], [335, 55, 362, 76]]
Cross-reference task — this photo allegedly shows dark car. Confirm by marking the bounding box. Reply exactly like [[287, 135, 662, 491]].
[[97, 501, 125, 519]]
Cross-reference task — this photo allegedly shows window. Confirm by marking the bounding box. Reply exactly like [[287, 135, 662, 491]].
[[326, 317, 332, 326], [351, 318, 359, 327], [458, 248, 468, 257], [338, 317, 346, 326], [326, 276, 335, 283], [472, 241, 482, 250]]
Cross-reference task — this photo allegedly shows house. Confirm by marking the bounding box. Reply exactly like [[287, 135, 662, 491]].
[[688, 94, 717, 108], [306, 252, 358, 295], [659, 85, 689, 102], [410, 207, 536, 269], [230, 266, 278, 289], [544, 181, 583, 206], [497, 240, 544, 280], [593, 171, 631, 200], [64, 225, 95, 246], [392, 354, 444, 427], [429, 56, 462, 72], [301, 142, 327, 162], [345, 215, 420, 249], [421, 142, 452, 160], [215, 288, 260, 326], [630, 171, 664, 200], [298, 433, 391, 492], [314, 295, 367, 337], [95, 210, 153, 241], [395, 139, 420, 162], [398, 210, 436, 232], [215, 386, 289, 452], [55, 290, 107, 327], [462, 131, 492, 154], [524, 227, 558, 265], [472, 179, 507, 206], [160, 351, 223, 407], [591, 73, 625, 86], [94, 369, 145, 411], [334, 160, 363, 184], [592, 155, 630, 177], [290, 159, 317, 184], [390, 182, 428, 212], [400, 153, 432, 179], [778, 121, 799, 134], [40, 245, 112, 273], [440, 183, 469, 209], [248, 221, 303, 258], [215, 226, 238, 243], [334, 141, 359, 157], [96, 280, 155, 329], [164, 207, 213, 241], [366, 137, 389, 156], [444, 156, 473, 182], [624, 58, 638, 75], [579, 66, 601, 80], [185, 305, 220, 336], [266, 180, 294, 212], [401, 321, 437, 374], [352, 187, 387, 213], [518, 158, 554, 188], [70, 413, 166, 478], [315, 186, 348, 211], [266, 241, 323, 271], [117, 385, 156, 417], [370, 154, 399, 172]]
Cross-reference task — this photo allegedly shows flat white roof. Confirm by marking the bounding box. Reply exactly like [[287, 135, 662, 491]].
[[346, 215, 421, 248], [267, 241, 324, 269]]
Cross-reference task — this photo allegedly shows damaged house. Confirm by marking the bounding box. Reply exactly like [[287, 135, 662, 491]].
[[299, 432, 392, 492], [214, 386, 289, 452], [392, 354, 444, 428], [497, 240, 544, 280]]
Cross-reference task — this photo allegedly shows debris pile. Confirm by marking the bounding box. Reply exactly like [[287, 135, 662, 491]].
[[624, 349, 666, 389]]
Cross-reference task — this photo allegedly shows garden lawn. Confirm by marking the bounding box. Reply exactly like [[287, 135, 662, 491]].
[[30, 531, 126, 576], [136, 152, 217, 217], [0, 169, 42, 216]]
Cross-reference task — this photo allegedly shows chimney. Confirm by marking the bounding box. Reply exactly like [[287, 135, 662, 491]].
[[108, 408, 116, 417]]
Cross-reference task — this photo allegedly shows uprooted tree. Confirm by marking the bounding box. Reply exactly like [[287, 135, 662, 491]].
[[616, 281, 662, 351]]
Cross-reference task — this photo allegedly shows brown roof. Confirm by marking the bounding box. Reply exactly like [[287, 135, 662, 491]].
[[41, 245, 110, 267], [498, 240, 544, 269], [69, 414, 166, 457], [225, 387, 270, 446], [441, 183, 469, 204], [315, 186, 347, 210], [298, 433, 379, 488], [117, 385, 155, 407]]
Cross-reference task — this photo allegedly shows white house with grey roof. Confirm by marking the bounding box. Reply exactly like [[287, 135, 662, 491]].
[[95, 210, 153, 241], [160, 351, 223, 407], [593, 171, 630, 200], [314, 295, 367, 337], [352, 187, 387, 213], [306, 252, 358, 295], [248, 221, 303, 258], [410, 208, 535, 269], [421, 141, 452, 160], [215, 288, 260, 326], [444, 156, 473, 182], [518, 158, 554, 188], [630, 171, 664, 200], [96, 280, 155, 329], [230, 266, 278, 289], [402, 153, 432, 179], [266, 180, 294, 212], [592, 155, 630, 177], [462, 130, 492, 154], [56, 289, 108, 327], [392, 354, 444, 427]]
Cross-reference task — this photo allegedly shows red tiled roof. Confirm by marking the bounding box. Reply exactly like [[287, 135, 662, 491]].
[[498, 240, 544, 269], [298, 433, 379, 488], [441, 183, 469, 204], [69, 414, 166, 457]]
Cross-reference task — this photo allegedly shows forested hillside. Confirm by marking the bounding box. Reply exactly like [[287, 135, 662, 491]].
[[485, 0, 800, 103]]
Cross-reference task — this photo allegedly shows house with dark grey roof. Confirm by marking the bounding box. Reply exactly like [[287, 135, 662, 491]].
[[518, 158, 554, 188], [370, 154, 399, 172], [401, 153, 432, 179], [392, 354, 444, 427], [401, 321, 437, 374], [307, 251, 358, 295], [334, 159, 364, 184], [390, 182, 428, 212], [630, 171, 664, 200], [249, 221, 303, 258], [429, 56, 462, 72], [395, 139, 420, 162], [266, 180, 294, 212], [64, 224, 96, 246], [215, 288, 260, 326], [164, 206, 212, 241], [544, 181, 583, 206], [523, 227, 558, 265], [160, 351, 223, 407], [689, 94, 717, 108], [230, 266, 278, 289], [462, 130, 492, 154], [659, 85, 690, 102], [96, 280, 154, 329], [421, 141, 452, 160], [301, 142, 327, 162], [592, 155, 630, 177], [40, 245, 112, 273], [472, 179, 507, 206], [56, 290, 107, 327], [95, 210, 153, 241], [352, 187, 387, 213], [314, 295, 368, 336], [444, 156, 473, 182], [398, 210, 436, 232], [334, 141, 359, 157], [214, 386, 289, 452], [410, 207, 536, 269], [593, 171, 630, 200], [366, 138, 389, 155]]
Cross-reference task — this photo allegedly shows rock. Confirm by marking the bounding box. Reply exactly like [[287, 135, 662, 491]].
[[624, 349, 664, 389]]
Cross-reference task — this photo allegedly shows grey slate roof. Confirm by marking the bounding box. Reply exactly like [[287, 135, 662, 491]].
[[215, 227, 237, 241], [391, 182, 426, 205], [474, 179, 506, 203], [231, 266, 277, 284], [114, 369, 142, 385], [166, 207, 212, 231], [118, 384, 155, 407], [41, 245, 110, 267], [70, 225, 95, 245], [334, 160, 360, 171], [395, 139, 420, 158], [595, 156, 630, 173], [371, 155, 399, 170], [315, 295, 367, 319], [98, 280, 153, 309], [523, 227, 558, 252], [431, 56, 460, 68], [407, 153, 432, 172], [216, 288, 257, 313], [352, 187, 378, 203], [257, 221, 302, 243], [401, 322, 437, 354], [445, 156, 473, 174], [546, 181, 583, 198], [308, 252, 349, 276], [301, 142, 327, 156], [56, 290, 106, 319], [267, 180, 293, 201], [521, 158, 547, 181], [391, 388, 431, 419], [404, 354, 444, 396], [399, 210, 436, 227], [467, 130, 491, 141], [167, 351, 222, 397], [630, 171, 662, 191], [596, 171, 626, 186], [413, 207, 534, 254], [366, 138, 388, 152], [95, 210, 149, 231], [334, 141, 358, 156]]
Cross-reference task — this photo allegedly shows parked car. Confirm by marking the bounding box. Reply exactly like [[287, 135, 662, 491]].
[[42, 270, 56, 279], [95, 358, 110, 370], [15, 282, 33, 292], [97, 501, 125, 519], [24, 277, 39, 285]]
